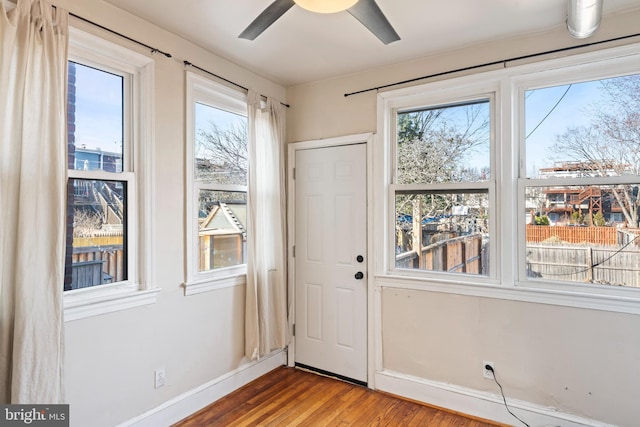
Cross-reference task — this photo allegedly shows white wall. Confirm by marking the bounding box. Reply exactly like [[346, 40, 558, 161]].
[[59, 1, 286, 426], [381, 289, 640, 426], [287, 9, 640, 427]]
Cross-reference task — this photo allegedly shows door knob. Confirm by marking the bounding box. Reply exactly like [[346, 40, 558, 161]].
[[355, 271, 364, 280]]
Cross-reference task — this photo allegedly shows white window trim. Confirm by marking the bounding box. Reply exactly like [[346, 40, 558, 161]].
[[183, 71, 248, 296], [376, 41, 640, 315], [64, 27, 158, 321]]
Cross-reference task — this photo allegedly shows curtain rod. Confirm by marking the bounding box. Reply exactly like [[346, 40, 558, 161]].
[[64, 10, 172, 58], [344, 32, 640, 98], [184, 61, 290, 108]]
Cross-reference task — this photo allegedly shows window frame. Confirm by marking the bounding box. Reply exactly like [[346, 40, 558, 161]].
[[184, 71, 248, 295], [377, 42, 640, 314], [386, 85, 500, 284], [64, 27, 157, 321], [513, 56, 640, 302]]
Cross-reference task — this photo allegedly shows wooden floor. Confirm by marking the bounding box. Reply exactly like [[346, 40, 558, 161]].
[[173, 366, 502, 426]]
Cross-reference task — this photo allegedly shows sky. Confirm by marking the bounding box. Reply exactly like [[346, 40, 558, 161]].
[[524, 80, 603, 177], [398, 77, 618, 178], [195, 103, 245, 142], [446, 79, 607, 176], [73, 62, 124, 155]]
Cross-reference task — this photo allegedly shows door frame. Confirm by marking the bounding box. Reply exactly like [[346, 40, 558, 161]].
[[287, 133, 375, 388]]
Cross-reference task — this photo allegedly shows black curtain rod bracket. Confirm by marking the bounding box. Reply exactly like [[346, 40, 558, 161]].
[[344, 32, 640, 98]]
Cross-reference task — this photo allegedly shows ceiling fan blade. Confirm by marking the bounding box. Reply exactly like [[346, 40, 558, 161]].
[[239, 0, 296, 40], [347, 0, 400, 44]]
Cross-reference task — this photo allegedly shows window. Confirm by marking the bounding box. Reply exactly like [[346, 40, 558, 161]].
[[521, 73, 640, 288], [66, 61, 129, 291], [185, 72, 248, 294], [379, 43, 640, 313], [391, 94, 495, 279], [64, 28, 156, 320]]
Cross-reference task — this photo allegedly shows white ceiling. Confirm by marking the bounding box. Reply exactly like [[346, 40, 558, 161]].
[[103, 0, 640, 86]]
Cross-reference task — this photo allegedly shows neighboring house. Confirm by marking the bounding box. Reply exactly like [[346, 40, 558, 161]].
[[71, 144, 125, 227], [74, 146, 122, 172], [534, 161, 629, 225], [198, 202, 247, 270]]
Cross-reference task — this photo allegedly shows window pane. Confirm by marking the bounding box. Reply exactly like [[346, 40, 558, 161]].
[[525, 74, 640, 179], [69, 62, 124, 173], [395, 190, 489, 275], [198, 190, 247, 271], [195, 103, 248, 184], [396, 100, 490, 184], [67, 179, 127, 290], [525, 184, 640, 286]]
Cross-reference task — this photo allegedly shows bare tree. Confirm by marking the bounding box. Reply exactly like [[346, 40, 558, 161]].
[[196, 119, 249, 220], [396, 103, 490, 216], [395, 103, 490, 252], [553, 75, 640, 227], [397, 104, 489, 185], [397, 109, 443, 145], [196, 121, 248, 185], [73, 209, 102, 238]]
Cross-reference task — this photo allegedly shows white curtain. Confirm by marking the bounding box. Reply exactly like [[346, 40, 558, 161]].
[[0, 0, 68, 403], [245, 91, 288, 359]]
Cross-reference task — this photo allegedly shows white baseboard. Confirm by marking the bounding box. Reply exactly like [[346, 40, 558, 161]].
[[375, 370, 616, 427], [120, 350, 287, 427]]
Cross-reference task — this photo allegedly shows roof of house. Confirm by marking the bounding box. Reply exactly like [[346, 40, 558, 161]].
[[200, 202, 247, 238]]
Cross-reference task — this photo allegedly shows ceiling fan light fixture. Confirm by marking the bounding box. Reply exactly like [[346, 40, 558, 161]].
[[294, 0, 359, 14], [566, 0, 603, 38]]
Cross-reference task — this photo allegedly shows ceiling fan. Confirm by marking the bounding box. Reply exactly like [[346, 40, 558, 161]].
[[239, 0, 400, 45]]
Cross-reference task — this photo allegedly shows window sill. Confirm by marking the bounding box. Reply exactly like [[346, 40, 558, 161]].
[[182, 274, 246, 296], [376, 274, 640, 315], [64, 285, 160, 322]]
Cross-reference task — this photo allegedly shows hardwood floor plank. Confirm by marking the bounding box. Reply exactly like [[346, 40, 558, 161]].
[[173, 367, 504, 427], [383, 400, 426, 426], [195, 367, 295, 424], [263, 378, 339, 425], [221, 370, 313, 426], [261, 380, 337, 425], [301, 381, 368, 424], [316, 386, 369, 425]]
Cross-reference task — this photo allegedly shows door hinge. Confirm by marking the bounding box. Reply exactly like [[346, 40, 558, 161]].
[[292, 245, 295, 257], [292, 324, 295, 336], [293, 167, 295, 179]]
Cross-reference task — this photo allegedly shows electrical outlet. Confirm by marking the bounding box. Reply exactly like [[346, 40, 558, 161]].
[[482, 361, 494, 379], [154, 368, 166, 388]]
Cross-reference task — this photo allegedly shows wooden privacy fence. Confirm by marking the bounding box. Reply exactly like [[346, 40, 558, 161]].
[[71, 260, 104, 289], [527, 243, 640, 287], [73, 233, 123, 247], [619, 228, 640, 246], [71, 245, 124, 289], [526, 225, 618, 245], [396, 233, 484, 274]]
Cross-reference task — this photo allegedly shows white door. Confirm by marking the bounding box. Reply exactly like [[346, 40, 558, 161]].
[[294, 143, 367, 383]]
